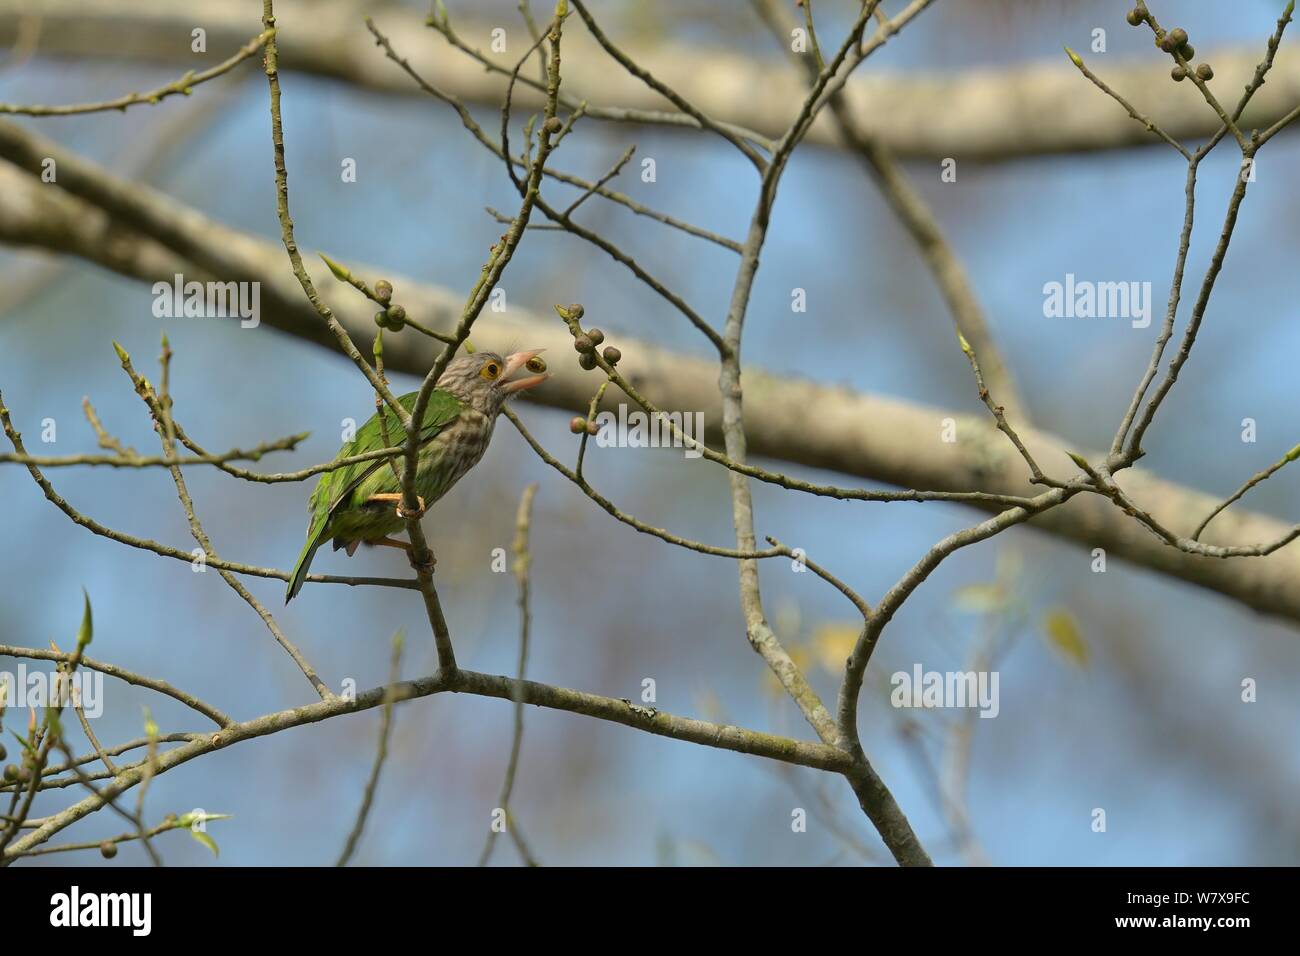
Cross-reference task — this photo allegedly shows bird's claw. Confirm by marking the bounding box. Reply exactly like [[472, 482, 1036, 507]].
[[396, 495, 427, 520], [365, 492, 427, 520]]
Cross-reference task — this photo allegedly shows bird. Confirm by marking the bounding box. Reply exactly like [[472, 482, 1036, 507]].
[[285, 349, 548, 603]]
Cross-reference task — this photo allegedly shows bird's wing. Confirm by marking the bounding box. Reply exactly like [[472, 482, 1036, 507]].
[[306, 389, 463, 537]]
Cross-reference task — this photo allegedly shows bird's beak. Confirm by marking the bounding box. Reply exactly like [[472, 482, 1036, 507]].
[[498, 349, 550, 394]]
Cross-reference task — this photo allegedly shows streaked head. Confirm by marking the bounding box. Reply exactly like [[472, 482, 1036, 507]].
[[435, 349, 549, 416]]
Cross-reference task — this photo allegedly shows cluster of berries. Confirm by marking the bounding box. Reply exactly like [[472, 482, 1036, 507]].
[[371, 279, 407, 330], [1126, 11, 1214, 82]]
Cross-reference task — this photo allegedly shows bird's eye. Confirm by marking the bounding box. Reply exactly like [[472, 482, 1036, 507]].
[[525, 356, 547, 374], [481, 362, 501, 380]]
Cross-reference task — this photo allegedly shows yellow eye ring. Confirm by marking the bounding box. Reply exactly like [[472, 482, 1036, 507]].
[[480, 361, 501, 380]]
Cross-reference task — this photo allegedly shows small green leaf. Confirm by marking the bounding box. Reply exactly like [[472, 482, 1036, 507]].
[[177, 811, 232, 829], [10, 729, 38, 758], [190, 829, 220, 858], [318, 252, 352, 282], [143, 706, 159, 740], [76, 589, 93, 650], [1042, 608, 1088, 668]]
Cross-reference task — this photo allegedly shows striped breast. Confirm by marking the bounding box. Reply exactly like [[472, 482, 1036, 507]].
[[416, 408, 495, 505]]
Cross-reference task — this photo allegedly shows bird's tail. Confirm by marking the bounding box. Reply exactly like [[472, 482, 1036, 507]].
[[285, 537, 321, 604]]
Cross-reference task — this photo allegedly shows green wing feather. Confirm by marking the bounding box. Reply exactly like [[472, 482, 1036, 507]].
[[285, 389, 462, 602]]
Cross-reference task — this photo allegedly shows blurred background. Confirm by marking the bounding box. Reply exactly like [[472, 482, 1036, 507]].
[[1, 0, 1298, 865]]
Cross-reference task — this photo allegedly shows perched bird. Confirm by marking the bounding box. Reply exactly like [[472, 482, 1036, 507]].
[[285, 349, 548, 602]]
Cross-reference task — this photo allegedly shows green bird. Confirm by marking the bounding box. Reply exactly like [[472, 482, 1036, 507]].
[[285, 349, 548, 602]]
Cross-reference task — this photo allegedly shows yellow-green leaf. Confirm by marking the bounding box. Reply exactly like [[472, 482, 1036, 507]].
[[76, 589, 93, 650], [177, 811, 232, 829], [190, 829, 219, 858], [318, 252, 352, 282], [1042, 608, 1088, 668]]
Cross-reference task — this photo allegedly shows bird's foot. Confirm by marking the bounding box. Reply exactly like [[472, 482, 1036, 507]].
[[364, 492, 427, 520], [397, 497, 427, 520]]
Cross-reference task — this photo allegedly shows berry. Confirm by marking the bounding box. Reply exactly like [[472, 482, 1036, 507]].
[[1126, 9, 1143, 26], [578, 352, 597, 371], [1196, 63, 1214, 80], [544, 117, 563, 134], [1169, 28, 1188, 47], [384, 305, 406, 330], [374, 279, 393, 304], [573, 335, 594, 353], [2, 764, 17, 782], [570, 417, 587, 434], [99, 840, 118, 859], [586, 328, 605, 346], [602, 346, 622, 366], [1171, 66, 1188, 81], [586, 419, 599, 436], [374, 310, 390, 330]]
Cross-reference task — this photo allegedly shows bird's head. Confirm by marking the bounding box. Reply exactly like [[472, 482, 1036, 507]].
[[435, 349, 549, 417]]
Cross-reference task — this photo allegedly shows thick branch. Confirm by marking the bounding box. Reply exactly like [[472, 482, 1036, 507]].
[[4, 0, 1299, 161]]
